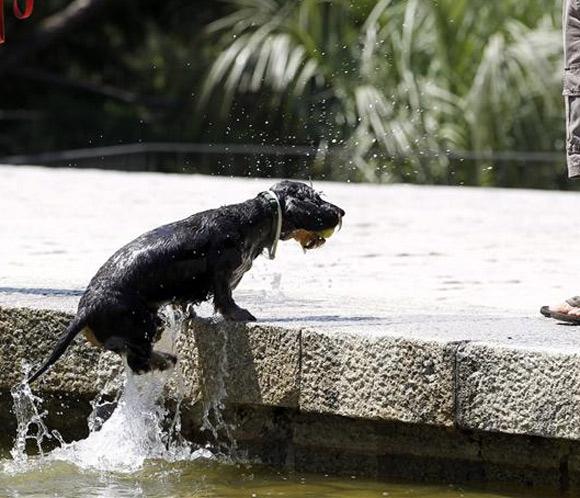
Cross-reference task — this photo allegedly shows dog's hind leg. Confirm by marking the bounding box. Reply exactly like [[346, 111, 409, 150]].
[[91, 299, 176, 375], [126, 341, 176, 374], [124, 312, 177, 374]]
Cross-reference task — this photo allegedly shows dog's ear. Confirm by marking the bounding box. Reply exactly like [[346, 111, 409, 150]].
[[284, 197, 317, 219], [275, 196, 312, 238], [270, 180, 303, 197], [271, 182, 312, 216]]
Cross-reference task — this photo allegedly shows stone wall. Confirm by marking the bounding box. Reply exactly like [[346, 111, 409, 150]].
[[2, 306, 580, 494]]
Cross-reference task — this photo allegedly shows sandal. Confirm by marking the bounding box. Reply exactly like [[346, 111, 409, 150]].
[[540, 296, 580, 324]]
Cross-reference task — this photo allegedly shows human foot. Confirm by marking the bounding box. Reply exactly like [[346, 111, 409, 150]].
[[540, 296, 580, 322]]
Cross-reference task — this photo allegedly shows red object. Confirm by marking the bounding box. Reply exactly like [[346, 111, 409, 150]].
[[13, 0, 33, 19], [0, 0, 34, 44], [0, 0, 5, 44]]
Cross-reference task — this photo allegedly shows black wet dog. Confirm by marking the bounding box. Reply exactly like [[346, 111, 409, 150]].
[[28, 180, 344, 383]]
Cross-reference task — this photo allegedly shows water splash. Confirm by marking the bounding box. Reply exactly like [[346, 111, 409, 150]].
[[200, 325, 238, 458], [50, 305, 213, 473], [161, 304, 238, 455], [9, 362, 62, 466], [49, 366, 207, 473], [158, 304, 192, 452], [5, 306, 219, 475]]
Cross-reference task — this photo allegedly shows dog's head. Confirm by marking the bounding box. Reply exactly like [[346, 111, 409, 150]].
[[270, 180, 345, 250]]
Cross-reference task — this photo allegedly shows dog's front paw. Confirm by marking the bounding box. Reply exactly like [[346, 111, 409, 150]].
[[223, 307, 257, 322]]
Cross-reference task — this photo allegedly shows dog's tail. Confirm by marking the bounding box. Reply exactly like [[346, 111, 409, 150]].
[[26, 313, 88, 385]]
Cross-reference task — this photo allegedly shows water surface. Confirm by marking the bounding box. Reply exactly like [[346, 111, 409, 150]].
[[0, 457, 559, 498]]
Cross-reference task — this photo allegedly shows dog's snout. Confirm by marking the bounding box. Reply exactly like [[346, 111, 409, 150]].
[[330, 205, 345, 219]]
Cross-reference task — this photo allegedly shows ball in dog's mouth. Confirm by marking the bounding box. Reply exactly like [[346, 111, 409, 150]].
[[292, 226, 337, 251]]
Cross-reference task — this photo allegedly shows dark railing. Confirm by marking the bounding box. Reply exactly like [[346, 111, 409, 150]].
[[0, 142, 564, 164], [0, 142, 570, 189]]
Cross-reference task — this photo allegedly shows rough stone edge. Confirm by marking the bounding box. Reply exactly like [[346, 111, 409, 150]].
[[0, 306, 302, 409], [298, 328, 456, 426], [0, 306, 122, 396], [3, 305, 580, 442], [455, 341, 580, 441]]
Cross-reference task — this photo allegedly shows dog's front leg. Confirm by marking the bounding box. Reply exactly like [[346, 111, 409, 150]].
[[213, 273, 257, 322]]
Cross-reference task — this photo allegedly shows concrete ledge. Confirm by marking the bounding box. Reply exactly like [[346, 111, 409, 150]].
[[3, 306, 580, 441], [0, 307, 122, 395], [456, 342, 580, 440], [3, 304, 580, 493], [300, 330, 455, 425], [175, 319, 301, 408]]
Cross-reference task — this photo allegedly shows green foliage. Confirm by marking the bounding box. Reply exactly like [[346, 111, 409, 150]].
[[0, 0, 568, 187], [0, 1, 224, 152], [201, 0, 564, 184]]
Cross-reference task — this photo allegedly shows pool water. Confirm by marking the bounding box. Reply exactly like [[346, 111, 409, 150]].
[[0, 458, 559, 498]]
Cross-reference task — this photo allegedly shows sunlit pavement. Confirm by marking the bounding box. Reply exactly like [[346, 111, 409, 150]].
[[2, 164, 580, 315]]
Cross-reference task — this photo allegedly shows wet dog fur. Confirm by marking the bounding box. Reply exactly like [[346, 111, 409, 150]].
[[27, 180, 345, 383]]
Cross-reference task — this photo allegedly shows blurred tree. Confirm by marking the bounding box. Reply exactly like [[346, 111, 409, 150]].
[[0, 0, 109, 75], [0, 0, 568, 187], [200, 0, 564, 184], [0, 0, 225, 153]]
